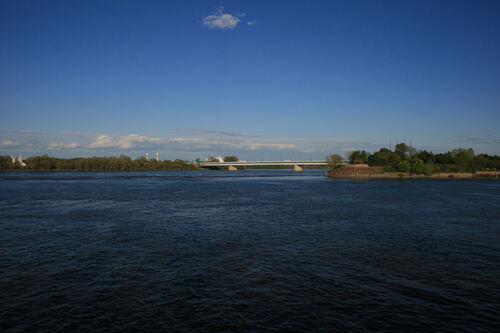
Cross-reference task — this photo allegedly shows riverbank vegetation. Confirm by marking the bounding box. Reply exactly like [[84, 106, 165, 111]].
[[0, 155, 197, 171], [334, 143, 500, 175]]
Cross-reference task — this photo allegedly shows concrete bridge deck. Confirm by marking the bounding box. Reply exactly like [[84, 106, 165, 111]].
[[199, 160, 336, 167]]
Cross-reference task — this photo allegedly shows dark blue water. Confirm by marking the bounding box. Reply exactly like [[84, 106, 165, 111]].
[[1, 170, 499, 332]]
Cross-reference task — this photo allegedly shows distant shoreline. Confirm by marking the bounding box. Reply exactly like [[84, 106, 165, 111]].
[[0, 168, 202, 172], [326, 168, 498, 179], [326, 173, 498, 179]]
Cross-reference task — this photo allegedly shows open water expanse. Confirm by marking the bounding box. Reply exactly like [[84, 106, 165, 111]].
[[1, 170, 499, 332]]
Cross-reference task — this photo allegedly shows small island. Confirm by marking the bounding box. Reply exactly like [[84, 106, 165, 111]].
[[326, 143, 499, 179]]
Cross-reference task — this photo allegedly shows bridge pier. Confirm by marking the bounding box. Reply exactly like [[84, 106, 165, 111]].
[[294, 164, 303, 172], [228, 165, 238, 171]]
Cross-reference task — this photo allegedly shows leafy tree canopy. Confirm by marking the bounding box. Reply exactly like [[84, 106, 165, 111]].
[[326, 154, 343, 170], [223, 156, 238, 162]]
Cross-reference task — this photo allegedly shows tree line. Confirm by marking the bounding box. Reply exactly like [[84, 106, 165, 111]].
[[328, 143, 500, 175], [0, 155, 197, 171]]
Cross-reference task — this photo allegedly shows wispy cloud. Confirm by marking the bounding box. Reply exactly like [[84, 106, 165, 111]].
[[203, 6, 241, 30], [457, 135, 500, 145], [0, 139, 22, 147], [167, 137, 300, 152], [7, 128, 472, 158], [0, 128, 100, 137], [48, 142, 80, 150], [173, 128, 261, 137], [247, 20, 257, 26], [0, 129, 47, 134]]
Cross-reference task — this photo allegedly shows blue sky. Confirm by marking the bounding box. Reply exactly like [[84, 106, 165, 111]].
[[1, 0, 499, 160]]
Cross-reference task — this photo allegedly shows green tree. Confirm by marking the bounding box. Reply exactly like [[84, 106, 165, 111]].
[[474, 154, 500, 171], [223, 156, 238, 162], [398, 160, 411, 172], [25, 155, 56, 171], [348, 150, 368, 163], [451, 148, 474, 171], [417, 150, 434, 163], [410, 157, 424, 174], [0, 156, 14, 171], [423, 161, 434, 176], [394, 143, 410, 157], [368, 148, 392, 166], [326, 154, 343, 170]]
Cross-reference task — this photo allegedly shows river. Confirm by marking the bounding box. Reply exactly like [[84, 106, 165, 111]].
[[1, 170, 499, 331]]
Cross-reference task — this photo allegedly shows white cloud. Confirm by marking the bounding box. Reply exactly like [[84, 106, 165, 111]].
[[203, 7, 240, 30], [87, 134, 163, 149], [236, 142, 299, 151], [0, 139, 21, 147], [49, 134, 168, 151], [87, 135, 116, 148], [163, 137, 302, 152], [48, 142, 80, 150], [247, 20, 256, 26]]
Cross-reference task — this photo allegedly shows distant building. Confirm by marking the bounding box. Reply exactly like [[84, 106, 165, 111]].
[[353, 157, 364, 164], [206, 156, 224, 163]]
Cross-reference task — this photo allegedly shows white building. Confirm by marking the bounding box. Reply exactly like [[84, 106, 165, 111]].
[[205, 156, 224, 163]]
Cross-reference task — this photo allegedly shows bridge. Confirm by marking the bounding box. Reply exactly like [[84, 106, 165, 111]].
[[199, 160, 329, 167], [198, 160, 343, 171]]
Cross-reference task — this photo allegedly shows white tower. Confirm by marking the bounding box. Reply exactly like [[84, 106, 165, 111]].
[[145, 152, 149, 160], [156, 153, 159, 162], [16, 154, 26, 167]]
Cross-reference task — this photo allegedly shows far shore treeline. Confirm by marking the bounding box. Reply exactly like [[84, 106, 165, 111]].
[[0, 155, 197, 171], [1, 143, 500, 172], [328, 143, 500, 174]]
